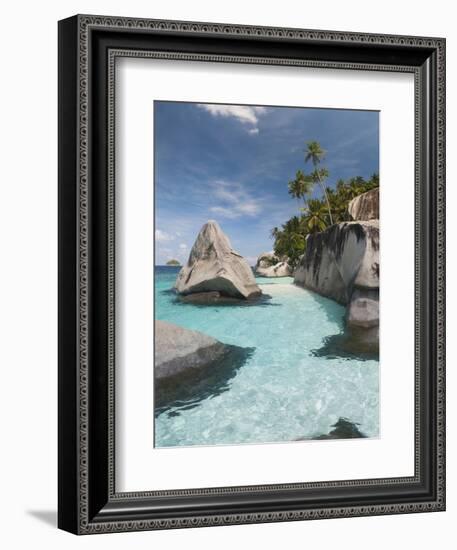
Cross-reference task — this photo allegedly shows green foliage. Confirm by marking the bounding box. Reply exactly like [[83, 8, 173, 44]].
[[301, 199, 329, 233], [271, 173, 379, 268], [271, 216, 306, 267], [271, 138, 378, 268], [300, 141, 334, 225], [288, 170, 313, 201], [311, 167, 329, 182], [166, 259, 181, 266], [264, 256, 279, 267], [305, 140, 326, 166]]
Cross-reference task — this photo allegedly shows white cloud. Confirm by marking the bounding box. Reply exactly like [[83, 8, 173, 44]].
[[209, 206, 239, 219], [179, 243, 188, 250], [236, 202, 261, 215], [198, 104, 266, 134], [155, 229, 174, 242], [212, 186, 238, 204], [209, 180, 263, 219]]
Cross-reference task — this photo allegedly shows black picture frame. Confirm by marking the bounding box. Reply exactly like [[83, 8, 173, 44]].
[[58, 14, 446, 534]]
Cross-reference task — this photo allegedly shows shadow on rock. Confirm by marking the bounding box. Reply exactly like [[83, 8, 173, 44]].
[[155, 345, 255, 414]]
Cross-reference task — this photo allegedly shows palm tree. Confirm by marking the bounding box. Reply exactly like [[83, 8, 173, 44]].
[[284, 215, 303, 234], [288, 170, 313, 202], [301, 199, 329, 233], [270, 216, 307, 267], [305, 141, 334, 225], [370, 173, 380, 186], [270, 226, 280, 240]]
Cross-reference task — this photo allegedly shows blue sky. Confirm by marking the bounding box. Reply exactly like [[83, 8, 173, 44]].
[[154, 101, 379, 266]]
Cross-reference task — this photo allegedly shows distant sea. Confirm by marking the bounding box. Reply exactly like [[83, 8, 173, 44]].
[[154, 265, 379, 448]]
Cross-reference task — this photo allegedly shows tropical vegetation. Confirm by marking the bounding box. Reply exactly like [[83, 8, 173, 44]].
[[271, 140, 379, 267]]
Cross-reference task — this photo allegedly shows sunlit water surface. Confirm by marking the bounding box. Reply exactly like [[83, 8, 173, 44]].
[[154, 266, 379, 447]]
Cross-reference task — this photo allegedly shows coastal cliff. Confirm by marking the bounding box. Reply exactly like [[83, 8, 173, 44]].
[[294, 192, 379, 352]]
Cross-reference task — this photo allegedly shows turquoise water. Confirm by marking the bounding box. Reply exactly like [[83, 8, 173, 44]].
[[155, 266, 379, 447]]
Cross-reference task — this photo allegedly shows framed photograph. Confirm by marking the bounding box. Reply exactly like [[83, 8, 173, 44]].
[[58, 14, 445, 534]]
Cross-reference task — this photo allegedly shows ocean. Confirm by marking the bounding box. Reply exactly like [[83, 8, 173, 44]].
[[154, 265, 379, 447]]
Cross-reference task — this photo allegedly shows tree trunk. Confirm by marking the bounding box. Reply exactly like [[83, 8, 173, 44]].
[[317, 175, 334, 225]]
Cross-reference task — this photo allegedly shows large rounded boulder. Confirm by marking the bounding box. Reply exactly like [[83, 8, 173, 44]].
[[255, 252, 292, 277], [348, 187, 379, 221], [155, 320, 227, 380], [175, 220, 261, 300], [154, 320, 254, 409]]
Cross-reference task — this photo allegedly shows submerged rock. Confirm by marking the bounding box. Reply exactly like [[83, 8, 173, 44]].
[[255, 252, 292, 277], [178, 291, 274, 307], [295, 418, 367, 441], [348, 187, 379, 221], [155, 320, 254, 409], [315, 418, 367, 439], [175, 220, 261, 300], [178, 291, 245, 305], [294, 220, 379, 351], [312, 329, 379, 360]]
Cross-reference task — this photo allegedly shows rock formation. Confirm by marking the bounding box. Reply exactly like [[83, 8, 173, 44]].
[[155, 320, 254, 408], [255, 252, 292, 277], [256, 252, 278, 269], [155, 320, 227, 380], [348, 187, 379, 221], [257, 261, 292, 277], [296, 417, 367, 441], [175, 220, 261, 300], [178, 291, 248, 305], [294, 220, 379, 351]]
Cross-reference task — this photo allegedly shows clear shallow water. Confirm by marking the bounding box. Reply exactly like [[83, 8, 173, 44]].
[[155, 266, 379, 447]]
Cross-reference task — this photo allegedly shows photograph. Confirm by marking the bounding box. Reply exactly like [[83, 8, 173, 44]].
[[153, 100, 380, 448]]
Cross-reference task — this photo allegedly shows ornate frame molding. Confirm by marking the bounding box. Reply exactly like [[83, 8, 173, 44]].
[[58, 14, 445, 534]]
